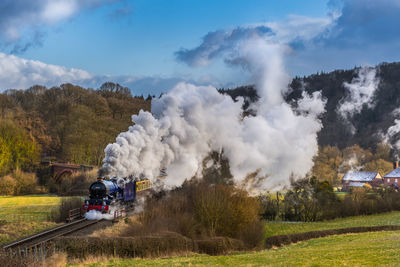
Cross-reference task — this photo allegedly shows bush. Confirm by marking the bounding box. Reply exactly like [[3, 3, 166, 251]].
[[133, 181, 263, 248], [48, 197, 83, 222], [54, 232, 194, 259], [195, 236, 244, 255], [12, 169, 38, 195], [192, 183, 261, 238], [277, 178, 400, 222], [0, 175, 16, 195], [238, 221, 265, 249], [264, 225, 400, 249], [48, 168, 97, 196], [54, 234, 246, 259]]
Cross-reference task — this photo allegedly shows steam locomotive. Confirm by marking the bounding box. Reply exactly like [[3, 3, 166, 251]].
[[83, 176, 151, 213]]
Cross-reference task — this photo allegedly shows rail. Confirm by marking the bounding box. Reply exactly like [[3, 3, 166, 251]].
[[3, 218, 103, 250]]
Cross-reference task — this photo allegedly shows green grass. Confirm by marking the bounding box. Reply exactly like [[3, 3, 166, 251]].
[[72, 230, 400, 266], [264, 211, 400, 237], [0, 195, 61, 222], [0, 195, 62, 244]]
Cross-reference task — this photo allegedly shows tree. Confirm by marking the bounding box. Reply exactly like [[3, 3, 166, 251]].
[[98, 82, 132, 99], [0, 120, 40, 174], [283, 177, 339, 221], [375, 142, 391, 161], [312, 146, 343, 185], [340, 145, 373, 173], [364, 159, 393, 176]]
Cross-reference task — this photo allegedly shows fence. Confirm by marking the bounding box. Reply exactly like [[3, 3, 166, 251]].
[[3, 241, 57, 263], [66, 208, 83, 222]]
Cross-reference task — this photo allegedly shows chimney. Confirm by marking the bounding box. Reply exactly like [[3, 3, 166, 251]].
[[394, 161, 399, 170]]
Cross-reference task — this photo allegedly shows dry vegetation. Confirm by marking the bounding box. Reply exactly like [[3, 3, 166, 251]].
[[130, 181, 264, 248], [0, 169, 45, 195], [55, 180, 265, 260], [0, 251, 66, 267], [70, 230, 400, 266], [48, 196, 84, 222], [48, 169, 97, 196]]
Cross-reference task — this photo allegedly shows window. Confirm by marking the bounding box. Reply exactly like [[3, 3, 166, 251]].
[[388, 179, 390, 183], [396, 179, 398, 183]]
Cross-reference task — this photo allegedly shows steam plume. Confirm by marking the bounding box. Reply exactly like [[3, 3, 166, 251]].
[[337, 66, 379, 133], [101, 36, 326, 191], [381, 108, 400, 157]]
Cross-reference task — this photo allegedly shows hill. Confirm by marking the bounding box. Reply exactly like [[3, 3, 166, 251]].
[[224, 62, 400, 154], [2, 62, 400, 178], [0, 82, 150, 174]]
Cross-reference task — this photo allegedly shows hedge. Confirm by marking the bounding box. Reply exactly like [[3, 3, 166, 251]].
[[264, 225, 400, 249]]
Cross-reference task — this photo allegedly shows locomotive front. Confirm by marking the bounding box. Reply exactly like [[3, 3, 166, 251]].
[[83, 177, 121, 213], [83, 176, 151, 215]]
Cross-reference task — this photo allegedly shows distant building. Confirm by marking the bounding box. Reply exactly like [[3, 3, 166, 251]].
[[342, 171, 383, 191], [383, 161, 400, 188]]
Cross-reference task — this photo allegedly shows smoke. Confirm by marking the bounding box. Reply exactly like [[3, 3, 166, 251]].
[[380, 108, 400, 157], [339, 66, 379, 116], [101, 36, 326, 191], [85, 209, 115, 220], [337, 66, 379, 133]]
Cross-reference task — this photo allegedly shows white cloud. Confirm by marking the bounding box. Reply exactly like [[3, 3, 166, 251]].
[[0, 52, 93, 89], [40, 0, 80, 24], [0, 0, 123, 52], [0, 52, 214, 96]]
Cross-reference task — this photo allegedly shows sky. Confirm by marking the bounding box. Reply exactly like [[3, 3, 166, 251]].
[[1, 0, 400, 95]]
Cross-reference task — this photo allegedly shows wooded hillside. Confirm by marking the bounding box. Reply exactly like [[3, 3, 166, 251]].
[[2, 62, 400, 181], [0, 82, 150, 175], [225, 62, 400, 154]]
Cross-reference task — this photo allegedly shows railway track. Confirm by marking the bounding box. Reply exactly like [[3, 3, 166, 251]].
[[3, 218, 104, 251]]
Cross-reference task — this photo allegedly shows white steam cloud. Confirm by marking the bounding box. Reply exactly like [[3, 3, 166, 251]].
[[338, 66, 379, 122], [101, 36, 326, 191], [381, 108, 400, 155]]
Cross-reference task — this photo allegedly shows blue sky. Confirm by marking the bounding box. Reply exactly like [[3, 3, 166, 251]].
[[20, 0, 328, 75], [1, 0, 400, 95]]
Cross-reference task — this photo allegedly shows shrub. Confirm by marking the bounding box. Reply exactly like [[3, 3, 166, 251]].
[[195, 236, 244, 255], [259, 194, 280, 220], [0, 175, 16, 195], [192, 183, 261, 238], [134, 180, 263, 248], [238, 220, 265, 249], [12, 169, 38, 195], [0, 250, 36, 267], [54, 234, 246, 258], [48, 197, 83, 222], [264, 225, 400, 249], [54, 233, 194, 259], [48, 168, 97, 196]]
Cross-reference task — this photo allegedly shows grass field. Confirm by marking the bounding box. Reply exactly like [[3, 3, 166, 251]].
[[0, 195, 61, 244], [0, 195, 61, 222], [265, 211, 400, 237], [73, 230, 400, 266]]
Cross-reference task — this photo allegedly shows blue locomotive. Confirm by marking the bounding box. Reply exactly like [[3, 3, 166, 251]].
[[83, 177, 150, 213]]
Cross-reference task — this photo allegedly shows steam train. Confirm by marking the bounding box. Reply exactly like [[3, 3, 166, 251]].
[[83, 176, 151, 213]]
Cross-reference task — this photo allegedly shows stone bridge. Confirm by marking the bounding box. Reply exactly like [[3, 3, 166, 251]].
[[51, 163, 93, 181]]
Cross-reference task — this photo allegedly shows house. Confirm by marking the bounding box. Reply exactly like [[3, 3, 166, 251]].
[[383, 161, 400, 188], [342, 171, 383, 191]]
